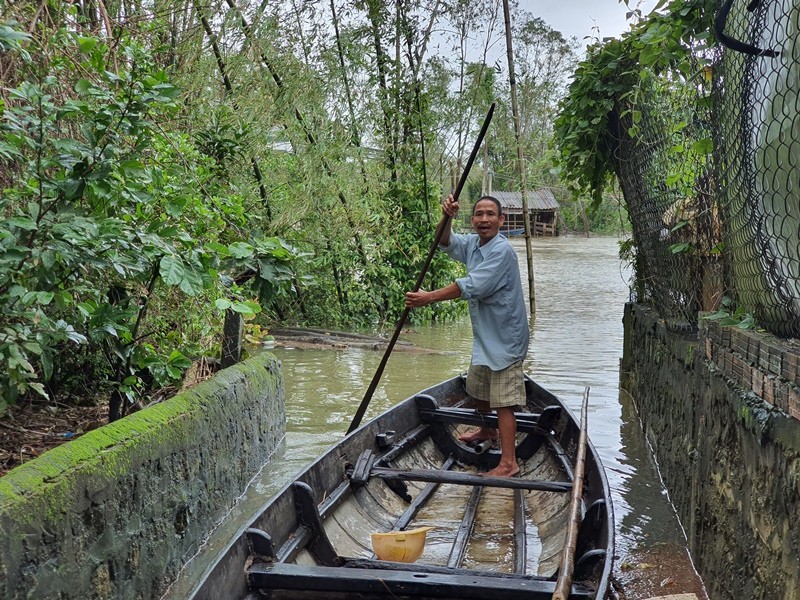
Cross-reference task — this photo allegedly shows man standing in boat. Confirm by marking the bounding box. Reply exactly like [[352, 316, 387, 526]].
[[405, 194, 529, 478]]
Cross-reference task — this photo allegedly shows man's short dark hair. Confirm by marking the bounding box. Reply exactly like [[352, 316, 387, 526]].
[[473, 195, 503, 216]]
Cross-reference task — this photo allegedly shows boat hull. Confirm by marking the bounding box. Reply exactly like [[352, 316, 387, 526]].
[[188, 375, 614, 599]]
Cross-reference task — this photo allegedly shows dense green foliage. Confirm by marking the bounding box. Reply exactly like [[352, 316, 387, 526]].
[[553, 0, 716, 206], [0, 24, 302, 414], [0, 0, 589, 417]]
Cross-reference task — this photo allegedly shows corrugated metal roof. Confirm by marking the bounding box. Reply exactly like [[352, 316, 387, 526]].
[[489, 189, 560, 211]]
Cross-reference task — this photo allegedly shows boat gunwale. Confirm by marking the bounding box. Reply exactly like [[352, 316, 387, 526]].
[[184, 374, 615, 599]]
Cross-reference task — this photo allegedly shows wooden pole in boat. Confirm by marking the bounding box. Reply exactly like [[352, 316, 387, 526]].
[[346, 103, 496, 435], [552, 387, 590, 600]]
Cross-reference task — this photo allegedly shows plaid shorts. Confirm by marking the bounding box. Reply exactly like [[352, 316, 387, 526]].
[[465, 361, 525, 409]]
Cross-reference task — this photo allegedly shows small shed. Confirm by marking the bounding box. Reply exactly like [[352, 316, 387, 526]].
[[492, 189, 560, 236]]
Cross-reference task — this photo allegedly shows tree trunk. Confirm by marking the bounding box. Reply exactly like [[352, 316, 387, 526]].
[[329, 0, 367, 180], [220, 309, 243, 369]]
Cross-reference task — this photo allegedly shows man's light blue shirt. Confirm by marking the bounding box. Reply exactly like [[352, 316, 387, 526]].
[[441, 232, 529, 371]]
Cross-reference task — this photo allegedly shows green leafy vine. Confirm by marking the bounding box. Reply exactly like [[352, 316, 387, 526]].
[[553, 0, 717, 205]]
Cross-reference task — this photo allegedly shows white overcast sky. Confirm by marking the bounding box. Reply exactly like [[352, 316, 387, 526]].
[[520, 0, 660, 45]]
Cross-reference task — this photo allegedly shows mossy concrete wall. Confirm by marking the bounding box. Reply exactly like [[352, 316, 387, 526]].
[[621, 303, 800, 600], [0, 352, 284, 600]]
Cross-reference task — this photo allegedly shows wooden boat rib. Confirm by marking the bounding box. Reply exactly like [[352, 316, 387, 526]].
[[188, 374, 614, 599]]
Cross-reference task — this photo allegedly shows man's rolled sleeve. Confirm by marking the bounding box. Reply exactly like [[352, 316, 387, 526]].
[[455, 250, 507, 300]]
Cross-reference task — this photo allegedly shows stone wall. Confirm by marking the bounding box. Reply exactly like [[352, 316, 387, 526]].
[[0, 352, 284, 600], [621, 304, 800, 600]]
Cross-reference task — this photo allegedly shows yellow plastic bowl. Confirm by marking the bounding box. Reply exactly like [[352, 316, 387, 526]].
[[371, 526, 435, 563]]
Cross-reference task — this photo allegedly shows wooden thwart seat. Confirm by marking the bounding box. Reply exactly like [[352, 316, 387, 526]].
[[349, 448, 572, 492], [367, 465, 572, 492], [415, 395, 562, 435], [248, 562, 595, 599]]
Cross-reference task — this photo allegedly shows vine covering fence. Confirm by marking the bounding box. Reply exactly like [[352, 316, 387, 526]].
[[612, 0, 800, 338]]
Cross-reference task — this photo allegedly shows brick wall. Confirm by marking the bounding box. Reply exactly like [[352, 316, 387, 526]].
[[621, 304, 800, 600], [702, 318, 800, 421]]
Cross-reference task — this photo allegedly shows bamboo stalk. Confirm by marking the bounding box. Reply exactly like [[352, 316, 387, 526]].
[[222, 0, 369, 266], [552, 387, 590, 600], [196, 8, 273, 220], [501, 0, 536, 317]]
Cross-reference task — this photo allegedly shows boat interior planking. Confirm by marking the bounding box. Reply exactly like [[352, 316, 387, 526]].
[[187, 375, 613, 599]]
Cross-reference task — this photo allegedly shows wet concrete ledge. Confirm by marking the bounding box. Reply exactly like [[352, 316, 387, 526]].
[[0, 352, 284, 600], [621, 303, 800, 600]]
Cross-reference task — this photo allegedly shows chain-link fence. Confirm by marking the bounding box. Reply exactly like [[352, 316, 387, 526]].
[[615, 69, 720, 332], [615, 0, 800, 337]]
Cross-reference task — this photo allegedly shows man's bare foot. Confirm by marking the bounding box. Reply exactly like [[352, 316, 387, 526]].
[[457, 427, 498, 443], [481, 462, 520, 478]]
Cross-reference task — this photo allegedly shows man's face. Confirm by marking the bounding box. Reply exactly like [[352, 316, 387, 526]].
[[471, 199, 505, 245]]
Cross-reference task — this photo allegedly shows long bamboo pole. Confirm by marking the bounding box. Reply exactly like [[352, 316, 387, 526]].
[[552, 387, 591, 600], [346, 103, 496, 435]]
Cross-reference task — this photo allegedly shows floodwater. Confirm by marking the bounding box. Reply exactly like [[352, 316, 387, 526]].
[[163, 235, 708, 600]]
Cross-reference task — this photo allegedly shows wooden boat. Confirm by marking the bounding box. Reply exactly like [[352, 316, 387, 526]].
[[187, 374, 614, 599], [501, 227, 525, 237]]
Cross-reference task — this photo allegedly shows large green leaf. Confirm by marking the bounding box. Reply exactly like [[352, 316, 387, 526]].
[[159, 254, 185, 286], [5, 216, 37, 230], [228, 242, 254, 259], [179, 266, 203, 296]]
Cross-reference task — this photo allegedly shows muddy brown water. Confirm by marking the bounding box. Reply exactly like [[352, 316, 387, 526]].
[[163, 235, 708, 600]]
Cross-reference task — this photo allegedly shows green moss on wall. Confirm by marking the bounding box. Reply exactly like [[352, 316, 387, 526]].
[[1, 355, 276, 503]]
